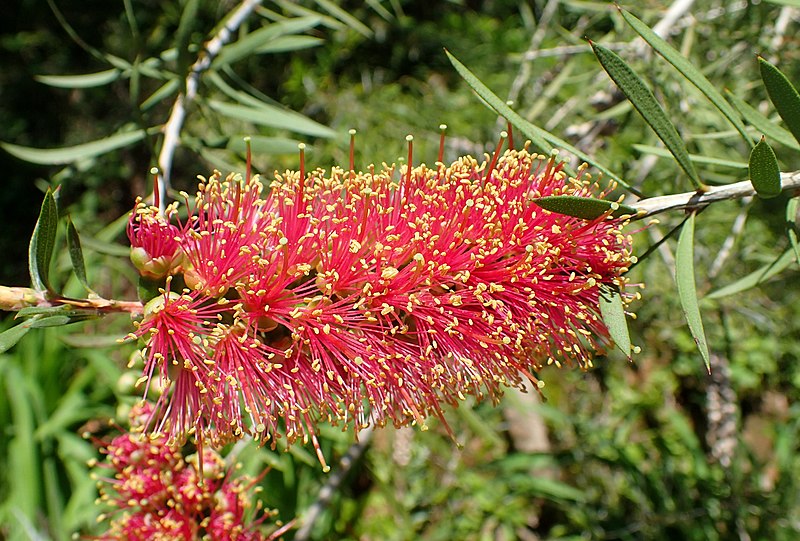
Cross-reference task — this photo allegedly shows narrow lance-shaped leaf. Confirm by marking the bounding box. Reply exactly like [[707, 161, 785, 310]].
[[29, 189, 59, 293], [444, 50, 640, 194], [66, 218, 94, 293], [590, 40, 705, 191], [34, 69, 121, 89], [706, 248, 795, 300], [598, 284, 632, 358], [619, 8, 752, 147], [532, 196, 637, 220], [726, 90, 800, 151], [675, 212, 711, 372], [207, 100, 336, 138], [0, 320, 34, 354], [749, 136, 782, 199], [1, 129, 146, 165], [759, 56, 800, 147]]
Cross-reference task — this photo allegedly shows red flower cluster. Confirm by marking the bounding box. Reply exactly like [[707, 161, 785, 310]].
[[94, 403, 287, 540], [127, 144, 633, 457]]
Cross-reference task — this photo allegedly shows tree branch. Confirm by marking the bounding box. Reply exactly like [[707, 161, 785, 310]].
[[156, 0, 263, 211], [631, 171, 800, 219]]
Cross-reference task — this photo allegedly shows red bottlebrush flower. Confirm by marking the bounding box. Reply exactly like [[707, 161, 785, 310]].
[[128, 200, 186, 280], [94, 405, 288, 541], [126, 141, 634, 457]]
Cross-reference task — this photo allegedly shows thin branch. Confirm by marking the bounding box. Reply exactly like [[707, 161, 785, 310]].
[[156, 0, 264, 211], [631, 171, 800, 219], [295, 425, 374, 541]]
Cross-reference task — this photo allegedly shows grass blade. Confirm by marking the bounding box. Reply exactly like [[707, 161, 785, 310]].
[[619, 8, 752, 147], [749, 137, 782, 199], [759, 56, 800, 147], [590, 41, 704, 191], [675, 212, 710, 372]]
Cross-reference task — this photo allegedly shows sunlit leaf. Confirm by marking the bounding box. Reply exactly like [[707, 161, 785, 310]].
[[208, 100, 336, 138], [444, 50, 639, 194], [759, 56, 800, 147], [533, 195, 636, 220], [28, 189, 58, 293], [706, 248, 795, 300], [140, 78, 180, 111], [590, 41, 704, 190], [749, 137, 782, 199], [1, 129, 146, 165], [34, 69, 121, 89], [618, 8, 752, 147], [675, 212, 710, 372], [598, 284, 631, 358]]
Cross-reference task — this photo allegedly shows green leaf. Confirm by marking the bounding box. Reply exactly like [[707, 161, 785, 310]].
[[175, 0, 200, 77], [214, 16, 322, 66], [706, 248, 795, 300], [227, 135, 301, 155], [590, 41, 704, 190], [0, 320, 34, 353], [787, 197, 800, 265], [598, 284, 632, 358], [726, 90, 800, 151], [29, 189, 58, 293], [256, 35, 323, 54], [532, 195, 636, 220], [675, 212, 710, 372], [140, 78, 180, 111], [34, 69, 121, 89], [759, 56, 800, 147], [749, 137, 782, 199], [29, 315, 73, 328], [313, 0, 373, 37], [618, 8, 752, 147], [207, 99, 336, 138], [444, 50, 640, 194], [66, 218, 92, 292], [1, 129, 146, 165], [631, 144, 747, 169]]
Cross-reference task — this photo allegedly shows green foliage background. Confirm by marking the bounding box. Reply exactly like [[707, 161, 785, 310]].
[[2, 0, 800, 539]]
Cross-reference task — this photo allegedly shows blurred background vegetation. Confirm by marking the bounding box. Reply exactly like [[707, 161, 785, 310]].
[[2, 0, 800, 539]]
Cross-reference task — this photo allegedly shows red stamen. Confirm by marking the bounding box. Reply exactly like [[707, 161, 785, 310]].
[[405, 134, 413, 187], [484, 131, 507, 183], [349, 129, 357, 175], [505, 101, 515, 150], [244, 136, 252, 182], [438, 124, 447, 163], [151, 167, 160, 212]]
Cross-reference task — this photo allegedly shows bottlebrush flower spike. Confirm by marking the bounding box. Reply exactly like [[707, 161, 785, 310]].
[[92, 402, 289, 540], [126, 138, 634, 458]]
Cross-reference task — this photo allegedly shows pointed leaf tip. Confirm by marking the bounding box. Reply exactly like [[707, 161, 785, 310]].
[[28, 189, 59, 293], [675, 212, 711, 372]]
